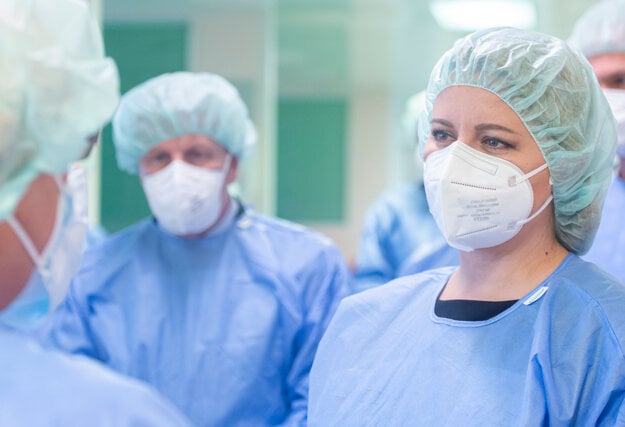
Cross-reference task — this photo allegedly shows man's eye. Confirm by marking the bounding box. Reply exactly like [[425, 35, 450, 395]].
[[152, 153, 169, 162], [614, 75, 625, 88], [148, 153, 170, 163], [186, 150, 212, 161]]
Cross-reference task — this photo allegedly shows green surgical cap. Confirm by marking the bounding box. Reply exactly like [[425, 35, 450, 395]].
[[112, 72, 257, 174], [0, 0, 119, 220], [569, 0, 625, 58], [419, 27, 617, 255]]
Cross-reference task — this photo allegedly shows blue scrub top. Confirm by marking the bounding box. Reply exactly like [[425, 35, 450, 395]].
[[399, 237, 459, 277], [40, 208, 350, 426], [0, 324, 192, 426], [309, 255, 625, 426], [584, 176, 625, 283], [353, 182, 454, 293]]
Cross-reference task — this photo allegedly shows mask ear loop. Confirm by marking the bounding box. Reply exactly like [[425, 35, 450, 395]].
[[516, 172, 554, 227], [516, 194, 553, 226], [220, 154, 233, 190], [509, 162, 549, 186], [222, 154, 232, 174], [6, 216, 44, 271], [6, 176, 65, 275]]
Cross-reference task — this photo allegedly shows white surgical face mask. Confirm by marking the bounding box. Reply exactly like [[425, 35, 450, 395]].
[[603, 88, 625, 158], [423, 141, 553, 252], [142, 156, 232, 237], [7, 170, 89, 312]]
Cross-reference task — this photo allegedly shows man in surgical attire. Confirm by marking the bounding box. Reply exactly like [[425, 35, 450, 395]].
[[0, 0, 192, 425], [40, 71, 351, 426], [569, 0, 625, 283]]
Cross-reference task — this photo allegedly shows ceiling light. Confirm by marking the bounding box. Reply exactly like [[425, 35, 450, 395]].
[[429, 0, 536, 32]]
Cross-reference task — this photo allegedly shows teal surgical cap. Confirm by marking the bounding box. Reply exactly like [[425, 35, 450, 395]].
[[113, 72, 257, 174], [569, 0, 625, 58], [0, 0, 119, 220], [419, 27, 617, 255]]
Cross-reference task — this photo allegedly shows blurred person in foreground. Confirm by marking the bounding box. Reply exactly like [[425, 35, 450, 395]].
[[308, 27, 625, 425], [0, 137, 108, 331], [0, 0, 193, 425], [40, 71, 351, 426]]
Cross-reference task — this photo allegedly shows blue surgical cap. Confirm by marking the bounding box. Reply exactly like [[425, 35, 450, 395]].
[[112, 72, 257, 174], [0, 0, 119, 220], [419, 27, 617, 255], [569, 0, 625, 58]]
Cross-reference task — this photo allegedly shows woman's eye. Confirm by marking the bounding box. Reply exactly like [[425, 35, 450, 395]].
[[482, 137, 510, 149], [432, 129, 453, 143]]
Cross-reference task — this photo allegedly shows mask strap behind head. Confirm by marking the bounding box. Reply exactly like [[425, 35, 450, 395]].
[[515, 161, 552, 226], [6, 176, 64, 271], [7, 216, 44, 269]]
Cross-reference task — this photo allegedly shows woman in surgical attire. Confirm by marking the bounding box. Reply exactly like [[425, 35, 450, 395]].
[[0, 0, 192, 425], [308, 27, 625, 426]]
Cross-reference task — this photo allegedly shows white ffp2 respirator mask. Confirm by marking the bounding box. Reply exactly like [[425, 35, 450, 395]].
[[423, 141, 553, 252], [142, 156, 232, 237]]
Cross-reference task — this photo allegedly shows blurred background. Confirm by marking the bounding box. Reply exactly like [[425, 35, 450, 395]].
[[86, 0, 599, 262]]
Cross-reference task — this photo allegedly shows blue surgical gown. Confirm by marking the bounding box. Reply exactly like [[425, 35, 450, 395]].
[[309, 254, 625, 426], [353, 182, 456, 293], [40, 209, 350, 426], [584, 176, 625, 283], [399, 237, 459, 277], [0, 324, 192, 426]]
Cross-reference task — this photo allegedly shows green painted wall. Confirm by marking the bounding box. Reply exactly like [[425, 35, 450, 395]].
[[100, 23, 187, 233], [277, 98, 346, 222]]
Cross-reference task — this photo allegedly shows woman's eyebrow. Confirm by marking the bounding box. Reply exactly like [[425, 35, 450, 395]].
[[474, 123, 518, 134], [431, 118, 453, 127]]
